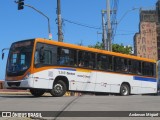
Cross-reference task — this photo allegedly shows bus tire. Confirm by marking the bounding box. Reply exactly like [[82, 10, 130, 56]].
[[50, 80, 67, 97], [120, 84, 130, 96], [30, 89, 45, 97]]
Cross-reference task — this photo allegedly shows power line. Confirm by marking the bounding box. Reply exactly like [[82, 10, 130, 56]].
[[63, 18, 101, 30]]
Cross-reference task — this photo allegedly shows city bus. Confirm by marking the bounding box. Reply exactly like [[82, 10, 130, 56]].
[[4, 38, 157, 97]]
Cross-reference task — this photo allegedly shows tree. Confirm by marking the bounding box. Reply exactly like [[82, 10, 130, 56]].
[[88, 42, 132, 55], [112, 43, 132, 54], [88, 42, 104, 50]]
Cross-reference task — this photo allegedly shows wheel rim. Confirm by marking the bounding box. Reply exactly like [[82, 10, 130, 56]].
[[122, 86, 128, 95], [53, 84, 63, 95]]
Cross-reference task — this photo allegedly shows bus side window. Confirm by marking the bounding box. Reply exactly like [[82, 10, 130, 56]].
[[78, 51, 95, 68], [34, 43, 54, 67], [114, 57, 128, 73], [78, 51, 89, 67], [84, 52, 89, 67], [34, 50, 40, 65], [79, 60, 84, 67], [135, 61, 142, 75], [97, 55, 102, 70], [88, 53, 95, 69], [128, 59, 132, 73], [149, 63, 155, 77], [114, 57, 122, 72], [142, 62, 152, 76], [69, 49, 77, 66], [120, 58, 127, 73], [97, 54, 109, 70], [108, 56, 113, 71], [44, 50, 52, 64], [58, 49, 66, 65], [57, 47, 69, 65], [39, 46, 45, 63], [57, 47, 77, 67], [78, 51, 85, 67], [57, 47, 61, 65]]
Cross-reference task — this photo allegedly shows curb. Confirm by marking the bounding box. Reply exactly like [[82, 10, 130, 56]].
[[0, 92, 31, 95], [0, 90, 82, 96]]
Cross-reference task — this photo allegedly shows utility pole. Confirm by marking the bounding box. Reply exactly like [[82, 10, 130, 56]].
[[107, 0, 112, 51], [102, 10, 108, 50], [57, 0, 63, 42]]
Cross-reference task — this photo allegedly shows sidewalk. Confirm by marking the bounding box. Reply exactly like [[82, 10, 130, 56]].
[[0, 89, 31, 95]]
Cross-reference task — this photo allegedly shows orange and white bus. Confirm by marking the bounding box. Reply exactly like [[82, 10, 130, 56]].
[[4, 38, 157, 96]]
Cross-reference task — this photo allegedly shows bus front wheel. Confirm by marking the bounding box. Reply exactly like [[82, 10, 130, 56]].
[[50, 80, 67, 97], [30, 89, 45, 97], [120, 84, 130, 96]]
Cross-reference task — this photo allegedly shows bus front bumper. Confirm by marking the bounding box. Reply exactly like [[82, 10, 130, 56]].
[[4, 79, 34, 89]]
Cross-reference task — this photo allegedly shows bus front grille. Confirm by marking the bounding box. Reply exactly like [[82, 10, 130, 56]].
[[7, 82, 21, 87]]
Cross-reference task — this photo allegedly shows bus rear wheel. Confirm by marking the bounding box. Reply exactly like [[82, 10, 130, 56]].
[[120, 84, 130, 96], [30, 89, 45, 97], [50, 80, 67, 97]]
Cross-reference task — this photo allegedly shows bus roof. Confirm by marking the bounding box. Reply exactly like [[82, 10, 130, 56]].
[[35, 38, 156, 63]]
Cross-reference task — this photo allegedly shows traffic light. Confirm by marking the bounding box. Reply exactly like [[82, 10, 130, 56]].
[[18, 0, 24, 10]]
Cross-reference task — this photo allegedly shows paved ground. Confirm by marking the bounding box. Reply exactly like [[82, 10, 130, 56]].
[[0, 93, 160, 120]]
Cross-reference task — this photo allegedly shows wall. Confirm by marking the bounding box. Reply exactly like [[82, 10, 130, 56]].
[[134, 22, 157, 60]]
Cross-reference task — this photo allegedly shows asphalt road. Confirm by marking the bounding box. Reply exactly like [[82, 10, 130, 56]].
[[0, 94, 160, 120]]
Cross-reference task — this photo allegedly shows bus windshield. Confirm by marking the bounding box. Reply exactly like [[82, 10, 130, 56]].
[[6, 40, 34, 76]]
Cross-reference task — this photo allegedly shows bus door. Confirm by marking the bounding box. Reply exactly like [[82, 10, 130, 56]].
[[33, 43, 57, 89]]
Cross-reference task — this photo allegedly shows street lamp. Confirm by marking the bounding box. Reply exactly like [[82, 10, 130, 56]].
[[25, 4, 52, 39], [15, 1, 52, 40], [118, 8, 140, 25]]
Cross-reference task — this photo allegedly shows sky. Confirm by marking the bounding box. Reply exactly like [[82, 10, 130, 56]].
[[0, 0, 158, 80]]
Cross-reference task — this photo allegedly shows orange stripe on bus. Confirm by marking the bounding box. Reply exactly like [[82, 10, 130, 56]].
[[35, 38, 156, 63]]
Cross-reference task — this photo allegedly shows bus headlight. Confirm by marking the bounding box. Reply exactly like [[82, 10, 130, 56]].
[[23, 72, 31, 80]]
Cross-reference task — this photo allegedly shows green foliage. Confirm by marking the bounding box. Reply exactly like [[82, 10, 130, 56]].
[[88, 42, 132, 55], [112, 43, 132, 54], [88, 42, 104, 49]]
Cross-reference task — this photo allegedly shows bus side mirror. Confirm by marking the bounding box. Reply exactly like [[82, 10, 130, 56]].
[[2, 48, 9, 60], [2, 53, 4, 60]]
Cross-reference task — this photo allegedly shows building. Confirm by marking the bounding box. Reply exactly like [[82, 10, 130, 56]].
[[134, 9, 158, 60], [156, 0, 160, 60], [134, 0, 160, 61], [134, 21, 157, 60]]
